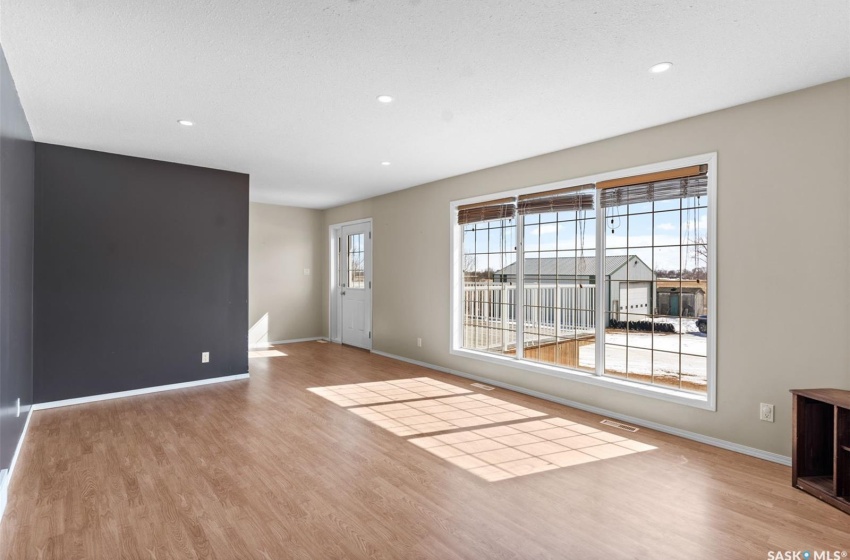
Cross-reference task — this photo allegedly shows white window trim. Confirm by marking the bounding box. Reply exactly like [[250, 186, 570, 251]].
[[449, 153, 718, 411]]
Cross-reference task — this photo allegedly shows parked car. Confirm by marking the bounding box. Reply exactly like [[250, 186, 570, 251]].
[[696, 315, 707, 333]]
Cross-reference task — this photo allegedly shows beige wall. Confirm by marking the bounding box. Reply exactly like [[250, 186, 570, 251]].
[[323, 78, 850, 456], [250, 203, 324, 345]]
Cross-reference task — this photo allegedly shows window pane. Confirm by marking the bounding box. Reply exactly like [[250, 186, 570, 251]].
[[539, 210, 558, 224], [475, 227, 488, 253], [461, 218, 517, 359], [654, 197, 680, 212], [652, 350, 681, 389], [605, 211, 626, 248], [627, 200, 653, 215], [653, 211, 680, 247], [627, 213, 653, 248], [456, 165, 711, 401], [603, 339, 627, 380], [524, 221, 541, 251], [523, 206, 596, 373], [604, 187, 709, 394], [627, 347, 653, 382], [682, 355, 708, 393], [627, 326, 652, 350], [654, 246, 680, 281]]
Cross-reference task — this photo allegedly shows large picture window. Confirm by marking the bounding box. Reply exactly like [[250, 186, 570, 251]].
[[452, 155, 716, 408]]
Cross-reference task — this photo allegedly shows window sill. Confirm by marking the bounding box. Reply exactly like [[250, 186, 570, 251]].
[[450, 347, 716, 411]]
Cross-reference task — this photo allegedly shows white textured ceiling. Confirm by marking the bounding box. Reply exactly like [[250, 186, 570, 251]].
[[2, 1, 849, 208]]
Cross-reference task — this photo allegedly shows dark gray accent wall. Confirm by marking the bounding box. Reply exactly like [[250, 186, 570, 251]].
[[0, 44, 35, 470], [34, 144, 248, 403]]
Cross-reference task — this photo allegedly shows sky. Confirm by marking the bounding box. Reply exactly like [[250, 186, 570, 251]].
[[464, 199, 708, 273]]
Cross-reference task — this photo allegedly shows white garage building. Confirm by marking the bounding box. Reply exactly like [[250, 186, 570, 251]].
[[493, 255, 656, 324]]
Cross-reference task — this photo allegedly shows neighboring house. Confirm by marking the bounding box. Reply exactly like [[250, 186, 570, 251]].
[[493, 255, 655, 322], [655, 279, 707, 317]]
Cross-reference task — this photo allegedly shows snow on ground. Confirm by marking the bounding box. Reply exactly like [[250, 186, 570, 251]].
[[642, 316, 699, 334], [579, 331, 707, 385]]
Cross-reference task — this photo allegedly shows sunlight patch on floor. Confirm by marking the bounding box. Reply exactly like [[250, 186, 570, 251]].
[[307, 377, 472, 406], [410, 418, 656, 481], [249, 349, 288, 358], [348, 393, 547, 436], [308, 376, 656, 481]]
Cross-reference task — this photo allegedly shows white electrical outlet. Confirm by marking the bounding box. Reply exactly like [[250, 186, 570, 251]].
[[759, 403, 775, 422], [16, 398, 20, 418], [202, 352, 210, 363], [417, 338, 422, 347]]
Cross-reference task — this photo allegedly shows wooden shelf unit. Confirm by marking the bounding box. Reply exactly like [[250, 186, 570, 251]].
[[791, 388, 850, 515]]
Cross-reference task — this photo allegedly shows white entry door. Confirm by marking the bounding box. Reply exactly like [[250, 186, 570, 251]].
[[339, 222, 372, 349]]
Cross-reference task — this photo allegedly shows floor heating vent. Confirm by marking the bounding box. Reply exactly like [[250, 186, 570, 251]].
[[470, 382, 495, 391], [600, 419, 639, 432]]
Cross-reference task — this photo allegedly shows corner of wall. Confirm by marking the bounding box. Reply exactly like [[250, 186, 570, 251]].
[[0, 42, 36, 472]]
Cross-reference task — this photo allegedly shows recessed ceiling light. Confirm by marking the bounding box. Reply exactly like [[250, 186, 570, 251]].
[[177, 119, 194, 126], [377, 95, 394, 103], [381, 161, 391, 166], [649, 62, 673, 73]]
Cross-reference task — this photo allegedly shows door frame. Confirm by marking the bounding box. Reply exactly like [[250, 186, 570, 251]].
[[329, 218, 373, 347]]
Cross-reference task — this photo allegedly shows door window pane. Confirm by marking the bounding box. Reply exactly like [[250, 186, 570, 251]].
[[348, 233, 365, 289]]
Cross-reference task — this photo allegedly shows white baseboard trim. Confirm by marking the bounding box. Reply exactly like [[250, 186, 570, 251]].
[[371, 350, 791, 466], [31, 373, 250, 411], [0, 407, 34, 523], [7, 408, 32, 481], [251, 337, 325, 348]]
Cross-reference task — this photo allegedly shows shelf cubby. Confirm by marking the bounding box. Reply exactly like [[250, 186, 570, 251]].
[[791, 389, 850, 514]]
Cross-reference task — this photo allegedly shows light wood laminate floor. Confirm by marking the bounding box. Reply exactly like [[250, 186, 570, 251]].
[[1, 342, 848, 558]]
